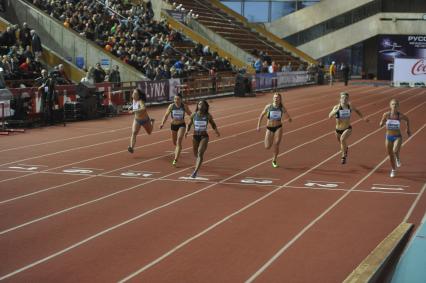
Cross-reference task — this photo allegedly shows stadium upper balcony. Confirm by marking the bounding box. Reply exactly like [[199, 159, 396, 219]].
[[169, 0, 315, 71]]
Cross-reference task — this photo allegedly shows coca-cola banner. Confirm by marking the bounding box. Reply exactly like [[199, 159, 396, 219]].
[[393, 58, 426, 83], [378, 35, 426, 80]]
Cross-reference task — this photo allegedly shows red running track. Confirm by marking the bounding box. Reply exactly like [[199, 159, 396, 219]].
[[0, 84, 425, 282]]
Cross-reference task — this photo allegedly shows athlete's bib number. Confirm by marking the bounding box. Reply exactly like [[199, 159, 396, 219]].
[[194, 120, 207, 131], [339, 109, 350, 119], [269, 110, 282, 120], [172, 110, 184, 120], [386, 119, 400, 130], [132, 102, 140, 110]]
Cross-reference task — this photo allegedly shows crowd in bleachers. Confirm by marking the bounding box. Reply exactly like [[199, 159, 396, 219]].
[[0, 24, 46, 87], [26, 0, 234, 80]]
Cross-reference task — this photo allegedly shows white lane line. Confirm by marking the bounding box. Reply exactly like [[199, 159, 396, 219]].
[[70, 167, 105, 171], [17, 164, 48, 167], [306, 180, 344, 184], [284, 185, 418, 195], [372, 183, 410, 187], [371, 186, 404, 191], [245, 122, 426, 283], [246, 177, 281, 180], [403, 182, 426, 222]]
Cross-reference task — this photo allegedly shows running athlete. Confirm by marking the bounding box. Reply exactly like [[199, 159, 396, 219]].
[[185, 100, 220, 178], [159, 93, 192, 166], [257, 92, 292, 168], [128, 88, 155, 153], [329, 92, 368, 164], [379, 99, 411, 178]]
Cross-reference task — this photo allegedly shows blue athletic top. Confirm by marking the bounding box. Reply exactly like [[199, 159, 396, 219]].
[[171, 103, 185, 120], [335, 105, 351, 119], [267, 105, 283, 121], [193, 112, 209, 133]]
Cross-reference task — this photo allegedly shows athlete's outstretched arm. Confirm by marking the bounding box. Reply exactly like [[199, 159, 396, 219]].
[[257, 105, 269, 131], [208, 114, 220, 137], [184, 104, 192, 116], [159, 104, 172, 129], [283, 105, 292, 122], [379, 112, 388, 127], [401, 113, 411, 136], [185, 113, 195, 138], [352, 105, 369, 122], [328, 105, 339, 119]]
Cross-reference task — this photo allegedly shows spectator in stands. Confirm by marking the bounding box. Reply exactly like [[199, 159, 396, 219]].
[[22, 45, 34, 61], [2, 26, 16, 47], [341, 63, 350, 86], [109, 65, 121, 83], [81, 66, 95, 85], [254, 58, 262, 74], [93, 62, 106, 83], [57, 64, 72, 84], [329, 61, 336, 86], [282, 61, 292, 72], [30, 29, 43, 59], [38, 69, 57, 125], [18, 23, 32, 49]]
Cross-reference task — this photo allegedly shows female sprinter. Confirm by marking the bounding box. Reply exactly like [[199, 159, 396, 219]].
[[328, 92, 368, 164], [128, 88, 155, 153], [257, 92, 292, 168], [159, 93, 192, 166], [379, 99, 411, 178], [184, 99, 220, 178]]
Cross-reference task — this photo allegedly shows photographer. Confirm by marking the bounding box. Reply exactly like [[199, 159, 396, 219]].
[[37, 69, 57, 125]]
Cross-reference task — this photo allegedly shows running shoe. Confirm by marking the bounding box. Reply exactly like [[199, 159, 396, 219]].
[[172, 159, 177, 166], [190, 171, 197, 178], [390, 169, 396, 178], [127, 146, 134, 153], [272, 160, 279, 168], [341, 156, 346, 164], [395, 157, 401, 168]]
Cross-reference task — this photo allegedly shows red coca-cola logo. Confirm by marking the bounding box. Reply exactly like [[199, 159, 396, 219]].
[[411, 59, 426, 75]]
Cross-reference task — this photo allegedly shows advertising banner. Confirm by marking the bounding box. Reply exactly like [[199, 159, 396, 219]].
[[136, 79, 170, 102], [276, 71, 309, 88], [393, 58, 426, 83], [378, 35, 426, 80]]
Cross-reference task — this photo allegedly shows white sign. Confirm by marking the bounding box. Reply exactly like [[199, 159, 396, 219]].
[[394, 58, 426, 83], [241, 179, 273, 184], [9, 166, 38, 171], [304, 182, 339, 188]]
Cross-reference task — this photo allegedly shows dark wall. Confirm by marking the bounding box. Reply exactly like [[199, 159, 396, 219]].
[[381, 0, 426, 12]]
